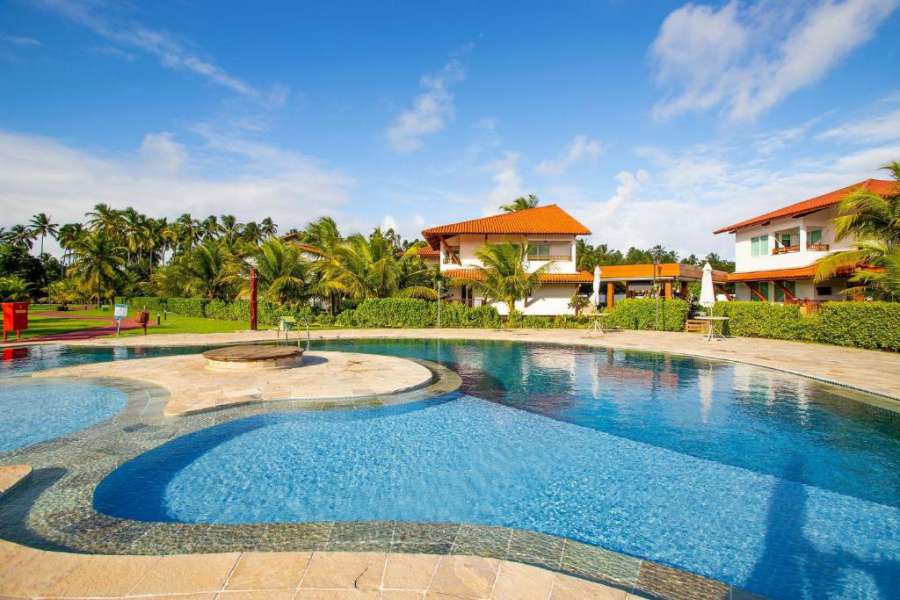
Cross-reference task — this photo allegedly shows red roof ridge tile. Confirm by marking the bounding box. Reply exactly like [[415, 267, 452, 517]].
[[713, 179, 897, 235], [423, 204, 591, 248]]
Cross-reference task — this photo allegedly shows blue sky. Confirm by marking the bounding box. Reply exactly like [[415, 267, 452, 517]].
[[2, 0, 899, 258]]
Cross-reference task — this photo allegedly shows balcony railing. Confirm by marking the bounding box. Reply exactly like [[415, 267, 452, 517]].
[[772, 245, 800, 255], [527, 255, 572, 261], [806, 243, 830, 252]]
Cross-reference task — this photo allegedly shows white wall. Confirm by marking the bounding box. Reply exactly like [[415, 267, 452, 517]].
[[733, 206, 855, 273], [734, 278, 847, 302], [451, 284, 578, 316], [441, 234, 577, 274]]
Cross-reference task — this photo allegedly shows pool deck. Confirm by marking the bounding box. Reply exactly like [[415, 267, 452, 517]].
[[58, 327, 900, 402], [4, 328, 891, 600]]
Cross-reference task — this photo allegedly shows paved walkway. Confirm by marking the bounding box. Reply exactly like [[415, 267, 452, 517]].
[[56, 327, 900, 401], [0, 541, 648, 599]]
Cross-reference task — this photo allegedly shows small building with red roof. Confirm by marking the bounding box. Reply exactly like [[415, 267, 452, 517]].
[[714, 178, 897, 305], [422, 204, 593, 315]]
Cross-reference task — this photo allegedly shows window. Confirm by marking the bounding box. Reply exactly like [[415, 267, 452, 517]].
[[751, 235, 769, 257], [774, 281, 795, 303], [780, 233, 792, 247], [808, 229, 822, 244], [527, 244, 551, 259], [750, 282, 769, 302], [816, 286, 832, 297]]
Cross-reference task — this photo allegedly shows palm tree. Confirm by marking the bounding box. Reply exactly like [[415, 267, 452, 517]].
[[242, 221, 262, 246], [201, 215, 219, 241], [260, 217, 277, 239], [29, 213, 58, 255], [250, 238, 309, 305], [177, 241, 236, 299], [175, 213, 201, 255], [219, 214, 244, 249], [69, 232, 124, 306], [457, 242, 549, 314], [816, 161, 900, 299], [500, 194, 539, 212], [57, 223, 85, 267], [7, 225, 34, 250], [86, 203, 123, 235]]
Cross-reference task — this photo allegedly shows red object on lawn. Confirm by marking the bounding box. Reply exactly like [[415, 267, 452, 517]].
[[2, 302, 29, 341]]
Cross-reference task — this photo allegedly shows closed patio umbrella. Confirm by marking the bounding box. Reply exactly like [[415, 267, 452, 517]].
[[590, 265, 601, 307], [700, 262, 716, 313]]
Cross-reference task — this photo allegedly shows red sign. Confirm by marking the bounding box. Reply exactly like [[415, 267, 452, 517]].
[[2, 302, 29, 340]]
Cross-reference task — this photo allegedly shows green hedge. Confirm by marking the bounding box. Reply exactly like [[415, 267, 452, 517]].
[[507, 311, 591, 329], [335, 298, 502, 328], [811, 302, 900, 351], [605, 298, 690, 332], [165, 297, 207, 318], [114, 296, 166, 313], [711, 301, 813, 340]]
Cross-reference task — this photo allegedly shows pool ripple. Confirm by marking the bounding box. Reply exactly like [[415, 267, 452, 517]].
[[93, 395, 900, 600]]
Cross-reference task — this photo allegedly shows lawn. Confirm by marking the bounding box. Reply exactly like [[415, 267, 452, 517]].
[[115, 313, 250, 337], [0, 305, 252, 341]]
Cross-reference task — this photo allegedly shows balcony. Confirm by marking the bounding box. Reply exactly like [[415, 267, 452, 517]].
[[806, 243, 830, 252], [771, 245, 800, 255], [527, 255, 572, 261]]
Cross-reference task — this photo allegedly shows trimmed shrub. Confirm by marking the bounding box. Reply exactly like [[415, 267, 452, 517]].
[[352, 298, 433, 328], [812, 301, 900, 351], [436, 303, 502, 328], [605, 298, 690, 332], [711, 301, 812, 340], [166, 297, 207, 318], [120, 296, 166, 314]]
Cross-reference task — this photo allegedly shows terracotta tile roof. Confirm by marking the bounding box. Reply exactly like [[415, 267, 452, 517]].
[[713, 179, 898, 234], [596, 263, 729, 283], [727, 264, 858, 282], [423, 205, 591, 249], [443, 268, 593, 284], [413, 246, 440, 258]]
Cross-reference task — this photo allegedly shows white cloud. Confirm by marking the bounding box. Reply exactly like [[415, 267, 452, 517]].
[[754, 125, 808, 155], [413, 214, 426, 227], [0, 34, 42, 46], [651, 0, 899, 120], [382, 215, 399, 232], [818, 107, 900, 143], [0, 129, 352, 254], [386, 59, 465, 152], [139, 132, 186, 174], [34, 0, 285, 105], [535, 135, 604, 176], [485, 152, 523, 211]]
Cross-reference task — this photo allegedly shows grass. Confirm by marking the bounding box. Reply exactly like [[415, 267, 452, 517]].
[[115, 313, 250, 337], [0, 313, 110, 341]]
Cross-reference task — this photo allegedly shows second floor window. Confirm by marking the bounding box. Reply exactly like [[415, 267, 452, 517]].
[[751, 235, 769, 257], [527, 244, 551, 259], [808, 229, 822, 245]]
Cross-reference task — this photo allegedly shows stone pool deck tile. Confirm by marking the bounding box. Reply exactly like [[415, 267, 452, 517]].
[[43, 554, 161, 597], [32, 351, 434, 416], [300, 552, 387, 591], [126, 552, 241, 595], [0, 465, 32, 498], [58, 327, 900, 402], [551, 572, 628, 600], [492, 560, 556, 600], [224, 551, 312, 591], [381, 553, 442, 590], [428, 555, 499, 599]]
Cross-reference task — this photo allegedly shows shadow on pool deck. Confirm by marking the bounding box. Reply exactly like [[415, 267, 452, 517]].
[[745, 457, 900, 598], [0, 467, 72, 552]]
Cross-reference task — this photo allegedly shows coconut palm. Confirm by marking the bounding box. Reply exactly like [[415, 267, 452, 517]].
[[219, 214, 244, 249], [176, 241, 236, 300], [457, 242, 549, 314], [85, 203, 123, 235], [7, 225, 34, 250], [0, 275, 29, 301], [249, 238, 310, 305], [260, 217, 277, 238], [29, 213, 58, 255], [300, 217, 345, 314], [201, 215, 219, 241], [69, 232, 124, 306], [500, 194, 539, 212], [816, 161, 900, 298]]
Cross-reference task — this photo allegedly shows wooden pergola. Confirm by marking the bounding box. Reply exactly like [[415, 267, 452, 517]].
[[595, 263, 730, 307]]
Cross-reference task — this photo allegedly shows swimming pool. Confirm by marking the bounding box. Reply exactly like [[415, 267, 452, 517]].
[[0, 381, 127, 452], [2, 340, 898, 598]]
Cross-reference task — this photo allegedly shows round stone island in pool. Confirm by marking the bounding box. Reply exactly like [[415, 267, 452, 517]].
[[202, 345, 303, 371]]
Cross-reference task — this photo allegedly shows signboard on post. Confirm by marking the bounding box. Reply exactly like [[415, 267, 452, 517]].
[[114, 303, 128, 336]]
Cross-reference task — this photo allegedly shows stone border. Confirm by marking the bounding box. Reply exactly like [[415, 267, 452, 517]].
[[0, 362, 764, 600]]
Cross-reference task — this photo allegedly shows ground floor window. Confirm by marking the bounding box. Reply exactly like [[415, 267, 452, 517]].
[[816, 285, 833, 297], [774, 280, 796, 302], [750, 282, 769, 301]]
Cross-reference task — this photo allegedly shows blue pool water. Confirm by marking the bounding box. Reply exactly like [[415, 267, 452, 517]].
[[0, 381, 127, 452], [2, 340, 899, 598]]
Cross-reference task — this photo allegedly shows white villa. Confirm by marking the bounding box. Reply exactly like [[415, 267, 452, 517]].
[[422, 205, 594, 316], [714, 179, 896, 307]]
